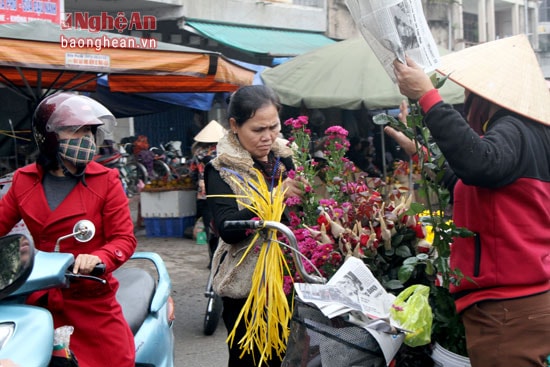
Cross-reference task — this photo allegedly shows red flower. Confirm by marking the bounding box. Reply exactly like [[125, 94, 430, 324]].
[[317, 215, 330, 231], [412, 223, 425, 239], [359, 233, 369, 246]]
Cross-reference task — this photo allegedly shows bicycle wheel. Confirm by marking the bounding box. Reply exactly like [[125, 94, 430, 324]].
[[203, 292, 223, 336], [123, 162, 148, 197], [152, 159, 172, 180]]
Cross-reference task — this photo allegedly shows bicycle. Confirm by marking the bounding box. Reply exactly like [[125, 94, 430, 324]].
[[150, 143, 191, 182], [220, 220, 387, 367], [203, 265, 223, 336], [202, 219, 319, 337], [117, 143, 148, 198]]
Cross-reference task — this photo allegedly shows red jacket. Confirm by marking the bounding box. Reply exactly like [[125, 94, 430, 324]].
[[421, 93, 550, 313], [0, 161, 137, 366]]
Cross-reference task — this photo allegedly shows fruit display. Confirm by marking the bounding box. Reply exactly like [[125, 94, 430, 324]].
[[142, 175, 196, 192]]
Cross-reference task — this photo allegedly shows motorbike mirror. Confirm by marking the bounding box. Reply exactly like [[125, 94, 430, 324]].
[[72, 220, 95, 243], [54, 220, 96, 252], [0, 234, 35, 300]]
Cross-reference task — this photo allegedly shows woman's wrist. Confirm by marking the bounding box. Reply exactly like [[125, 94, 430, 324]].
[[418, 88, 442, 113]]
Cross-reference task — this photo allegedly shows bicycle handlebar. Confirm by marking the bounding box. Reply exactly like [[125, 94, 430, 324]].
[[224, 220, 326, 284]]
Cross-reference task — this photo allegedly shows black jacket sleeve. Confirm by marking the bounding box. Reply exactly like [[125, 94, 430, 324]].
[[204, 163, 256, 244], [424, 103, 526, 188]]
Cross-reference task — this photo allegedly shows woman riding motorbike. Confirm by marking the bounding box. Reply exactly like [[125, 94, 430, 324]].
[[0, 92, 137, 367]]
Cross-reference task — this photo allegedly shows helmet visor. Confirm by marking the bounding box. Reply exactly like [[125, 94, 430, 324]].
[[45, 95, 112, 134]]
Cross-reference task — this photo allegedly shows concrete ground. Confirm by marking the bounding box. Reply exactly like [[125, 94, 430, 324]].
[[129, 194, 229, 367]]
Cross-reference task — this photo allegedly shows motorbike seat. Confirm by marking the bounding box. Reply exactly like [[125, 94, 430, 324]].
[[114, 267, 155, 335]]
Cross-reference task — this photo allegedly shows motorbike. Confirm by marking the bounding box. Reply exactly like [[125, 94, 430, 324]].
[[0, 220, 175, 367]]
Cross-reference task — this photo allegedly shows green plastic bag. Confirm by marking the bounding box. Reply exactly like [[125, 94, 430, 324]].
[[390, 284, 432, 347]]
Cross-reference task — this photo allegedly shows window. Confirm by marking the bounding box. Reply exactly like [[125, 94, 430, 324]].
[[463, 12, 478, 45], [540, 0, 550, 22]]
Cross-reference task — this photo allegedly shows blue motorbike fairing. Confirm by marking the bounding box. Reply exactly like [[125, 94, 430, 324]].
[[11, 251, 74, 297], [134, 302, 175, 367], [125, 252, 175, 367], [130, 252, 172, 313], [0, 304, 54, 366]]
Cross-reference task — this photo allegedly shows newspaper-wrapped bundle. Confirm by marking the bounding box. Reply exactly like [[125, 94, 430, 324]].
[[294, 257, 406, 365], [345, 0, 440, 81]]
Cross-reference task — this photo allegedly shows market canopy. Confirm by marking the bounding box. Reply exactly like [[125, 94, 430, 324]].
[[260, 37, 465, 110], [0, 20, 256, 102], [86, 60, 268, 117], [184, 20, 336, 57]]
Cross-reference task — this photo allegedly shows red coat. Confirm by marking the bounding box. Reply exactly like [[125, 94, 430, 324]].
[[0, 161, 137, 367]]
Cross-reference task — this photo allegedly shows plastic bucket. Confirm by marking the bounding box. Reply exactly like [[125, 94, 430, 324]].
[[431, 342, 471, 367]]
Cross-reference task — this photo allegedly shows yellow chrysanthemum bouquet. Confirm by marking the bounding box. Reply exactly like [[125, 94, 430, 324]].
[[215, 167, 293, 365]]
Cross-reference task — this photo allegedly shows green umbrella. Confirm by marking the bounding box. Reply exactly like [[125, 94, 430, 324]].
[[260, 37, 464, 110]]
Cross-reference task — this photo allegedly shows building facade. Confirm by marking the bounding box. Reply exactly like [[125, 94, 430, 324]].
[[61, 0, 550, 150], [63, 0, 545, 69]]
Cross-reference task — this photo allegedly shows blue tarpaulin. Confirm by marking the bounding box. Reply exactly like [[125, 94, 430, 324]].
[[88, 77, 215, 117]]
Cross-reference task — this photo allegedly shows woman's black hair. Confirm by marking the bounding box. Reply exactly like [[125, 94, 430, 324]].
[[227, 85, 282, 127]]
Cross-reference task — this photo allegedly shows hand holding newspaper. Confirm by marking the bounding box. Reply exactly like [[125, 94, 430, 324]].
[[345, 0, 441, 82], [294, 257, 407, 365]]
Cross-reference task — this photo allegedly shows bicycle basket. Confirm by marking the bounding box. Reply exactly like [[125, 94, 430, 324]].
[[282, 298, 386, 367]]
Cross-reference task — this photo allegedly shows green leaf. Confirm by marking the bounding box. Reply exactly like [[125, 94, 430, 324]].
[[398, 264, 414, 283], [392, 234, 404, 246], [457, 227, 475, 237], [425, 260, 435, 275], [403, 257, 419, 265], [385, 279, 405, 290], [434, 74, 451, 89], [416, 253, 429, 261], [407, 202, 425, 214], [372, 113, 394, 126], [395, 245, 412, 258]]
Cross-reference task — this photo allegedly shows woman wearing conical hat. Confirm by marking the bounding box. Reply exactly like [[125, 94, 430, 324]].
[[190, 120, 226, 266], [386, 35, 550, 366]]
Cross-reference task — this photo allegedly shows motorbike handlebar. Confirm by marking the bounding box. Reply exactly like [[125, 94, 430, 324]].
[[91, 263, 106, 276], [66, 263, 107, 284]]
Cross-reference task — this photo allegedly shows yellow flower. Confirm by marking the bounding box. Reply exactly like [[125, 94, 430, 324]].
[[213, 168, 292, 366], [424, 225, 435, 245]]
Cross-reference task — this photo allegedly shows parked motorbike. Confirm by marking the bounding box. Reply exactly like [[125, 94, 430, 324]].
[[0, 220, 175, 367]]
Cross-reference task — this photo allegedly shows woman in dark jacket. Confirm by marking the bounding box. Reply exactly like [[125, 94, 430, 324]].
[[386, 35, 550, 366], [205, 85, 304, 367]]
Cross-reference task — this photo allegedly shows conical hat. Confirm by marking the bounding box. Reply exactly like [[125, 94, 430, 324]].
[[436, 34, 550, 126], [194, 120, 226, 143]]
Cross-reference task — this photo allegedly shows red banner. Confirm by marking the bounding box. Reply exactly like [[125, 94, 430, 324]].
[[0, 0, 61, 24]]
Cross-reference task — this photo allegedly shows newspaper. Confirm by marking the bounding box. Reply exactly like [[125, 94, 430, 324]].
[[345, 0, 441, 81], [294, 257, 405, 365]]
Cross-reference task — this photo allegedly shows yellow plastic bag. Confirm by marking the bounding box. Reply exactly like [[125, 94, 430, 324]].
[[390, 284, 432, 347]]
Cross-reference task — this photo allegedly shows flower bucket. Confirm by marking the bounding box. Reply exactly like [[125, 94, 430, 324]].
[[431, 342, 471, 367]]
